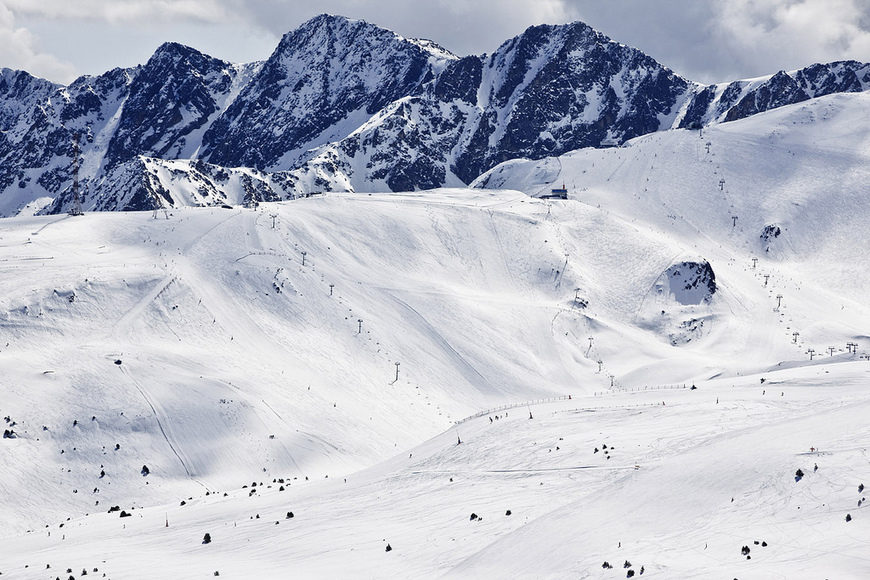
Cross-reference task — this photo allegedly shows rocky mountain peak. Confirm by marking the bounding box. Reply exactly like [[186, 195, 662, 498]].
[[103, 42, 236, 168], [2, 15, 869, 215], [199, 14, 456, 171]]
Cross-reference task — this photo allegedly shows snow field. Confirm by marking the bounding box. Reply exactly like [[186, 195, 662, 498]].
[[3, 363, 870, 578], [2, 91, 870, 577]]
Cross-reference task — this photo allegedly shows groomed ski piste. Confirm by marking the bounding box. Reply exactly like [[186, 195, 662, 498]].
[[1, 91, 870, 578]]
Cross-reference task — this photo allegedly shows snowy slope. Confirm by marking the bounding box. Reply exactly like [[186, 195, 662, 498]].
[[474, 91, 870, 372], [0, 188, 623, 534], [3, 365, 870, 578], [1, 72, 870, 580]]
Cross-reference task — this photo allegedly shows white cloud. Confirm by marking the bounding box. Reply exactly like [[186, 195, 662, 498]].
[[4, 0, 230, 24], [0, 3, 76, 81], [3, 0, 870, 86], [711, 0, 870, 75]]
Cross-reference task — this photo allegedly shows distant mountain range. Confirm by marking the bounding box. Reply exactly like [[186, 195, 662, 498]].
[[1, 14, 868, 216]]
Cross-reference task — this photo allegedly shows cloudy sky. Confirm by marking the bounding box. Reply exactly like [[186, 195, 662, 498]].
[[3, 0, 870, 86]]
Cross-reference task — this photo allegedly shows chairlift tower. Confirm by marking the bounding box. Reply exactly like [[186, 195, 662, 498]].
[[150, 182, 169, 220], [68, 133, 84, 216]]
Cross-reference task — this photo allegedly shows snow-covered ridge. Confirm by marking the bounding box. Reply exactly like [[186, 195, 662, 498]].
[[676, 60, 870, 128], [1, 15, 869, 215]]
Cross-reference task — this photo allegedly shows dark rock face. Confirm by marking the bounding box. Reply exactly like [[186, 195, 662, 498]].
[[432, 56, 483, 103], [679, 85, 718, 129], [451, 22, 690, 183], [666, 261, 717, 305], [0, 69, 66, 197], [724, 71, 810, 122], [104, 42, 240, 167], [795, 61, 868, 95], [679, 61, 870, 128], [761, 224, 782, 242], [0, 63, 148, 213], [1, 15, 869, 214], [760, 224, 783, 253], [199, 14, 454, 171], [0, 41, 257, 215]]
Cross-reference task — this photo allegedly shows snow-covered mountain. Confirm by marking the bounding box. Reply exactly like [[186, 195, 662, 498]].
[[103, 43, 256, 169], [0, 43, 258, 216], [1, 15, 869, 215], [2, 89, 870, 577], [678, 61, 870, 127], [281, 20, 691, 193], [199, 14, 456, 171]]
